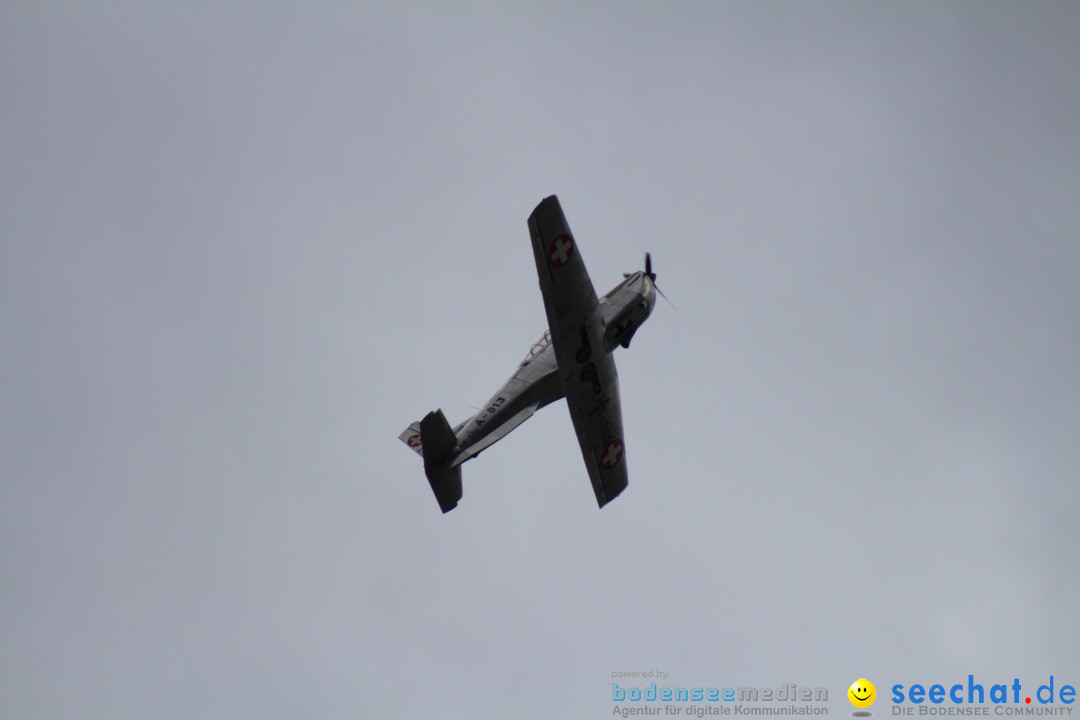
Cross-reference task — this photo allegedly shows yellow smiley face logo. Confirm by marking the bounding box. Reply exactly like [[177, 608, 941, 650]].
[[848, 678, 876, 708]]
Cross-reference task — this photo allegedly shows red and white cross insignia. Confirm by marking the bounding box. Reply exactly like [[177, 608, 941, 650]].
[[548, 234, 575, 268], [600, 438, 624, 470], [407, 434, 422, 448]]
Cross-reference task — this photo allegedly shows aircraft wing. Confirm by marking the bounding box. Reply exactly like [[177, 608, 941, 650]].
[[528, 196, 628, 507]]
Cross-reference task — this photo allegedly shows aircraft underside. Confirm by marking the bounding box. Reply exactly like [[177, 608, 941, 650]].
[[398, 196, 657, 512]]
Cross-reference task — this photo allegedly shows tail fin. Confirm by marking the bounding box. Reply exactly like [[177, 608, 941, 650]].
[[398, 421, 424, 456], [399, 409, 463, 513]]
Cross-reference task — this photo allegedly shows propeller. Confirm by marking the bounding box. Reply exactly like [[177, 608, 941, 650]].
[[624, 253, 673, 306], [643, 252, 674, 308]]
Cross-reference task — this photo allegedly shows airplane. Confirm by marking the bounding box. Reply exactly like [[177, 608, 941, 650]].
[[398, 195, 660, 513]]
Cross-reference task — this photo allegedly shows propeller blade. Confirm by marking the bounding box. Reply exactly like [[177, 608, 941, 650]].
[[654, 283, 676, 309], [642, 251, 673, 307]]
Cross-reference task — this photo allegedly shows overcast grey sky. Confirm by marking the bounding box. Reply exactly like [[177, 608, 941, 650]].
[[3, 3, 1079, 719]]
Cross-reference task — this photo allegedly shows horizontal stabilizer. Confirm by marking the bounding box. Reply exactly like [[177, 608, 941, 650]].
[[420, 409, 463, 513]]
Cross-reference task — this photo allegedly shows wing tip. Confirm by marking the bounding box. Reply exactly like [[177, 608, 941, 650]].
[[596, 478, 629, 509]]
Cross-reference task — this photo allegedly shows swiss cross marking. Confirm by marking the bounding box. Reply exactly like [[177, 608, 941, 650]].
[[406, 434, 422, 448], [548, 234, 574, 267], [600, 438, 624, 470]]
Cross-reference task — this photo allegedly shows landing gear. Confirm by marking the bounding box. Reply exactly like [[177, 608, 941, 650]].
[[576, 325, 593, 364], [579, 362, 602, 394]]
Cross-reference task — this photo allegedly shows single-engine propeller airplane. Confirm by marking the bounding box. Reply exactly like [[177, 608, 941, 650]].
[[399, 195, 662, 513]]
